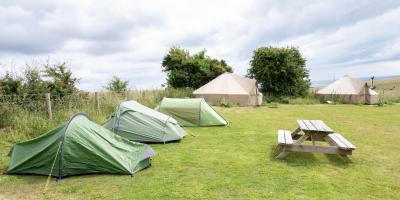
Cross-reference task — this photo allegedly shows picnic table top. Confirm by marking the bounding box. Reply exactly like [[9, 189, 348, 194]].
[[296, 120, 334, 133]]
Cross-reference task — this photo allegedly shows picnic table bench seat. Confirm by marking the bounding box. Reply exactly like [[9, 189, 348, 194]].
[[326, 133, 356, 150], [278, 130, 293, 145]]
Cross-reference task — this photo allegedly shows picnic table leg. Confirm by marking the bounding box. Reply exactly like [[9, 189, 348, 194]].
[[276, 134, 310, 159], [310, 134, 315, 145], [341, 155, 352, 163], [276, 147, 289, 159], [291, 127, 301, 137], [323, 136, 353, 162], [295, 134, 309, 144]]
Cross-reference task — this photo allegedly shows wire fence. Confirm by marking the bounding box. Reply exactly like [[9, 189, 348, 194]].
[[0, 88, 194, 118], [0, 92, 91, 114]]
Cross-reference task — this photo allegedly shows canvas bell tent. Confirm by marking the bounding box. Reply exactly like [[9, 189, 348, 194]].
[[193, 73, 263, 106], [316, 75, 379, 104], [7, 113, 155, 178], [155, 98, 228, 127], [103, 100, 187, 143]]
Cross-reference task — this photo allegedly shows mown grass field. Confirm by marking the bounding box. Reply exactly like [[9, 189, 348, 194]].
[[0, 104, 399, 199]]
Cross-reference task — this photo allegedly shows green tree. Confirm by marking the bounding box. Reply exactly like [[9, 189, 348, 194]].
[[248, 46, 310, 98], [43, 62, 79, 97], [0, 71, 23, 95], [162, 47, 233, 88], [105, 76, 129, 93], [22, 66, 48, 95], [0, 61, 79, 98]]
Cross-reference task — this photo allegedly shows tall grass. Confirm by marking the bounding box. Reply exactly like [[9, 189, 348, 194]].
[[263, 90, 321, 105], [0, 88, 193, 144]]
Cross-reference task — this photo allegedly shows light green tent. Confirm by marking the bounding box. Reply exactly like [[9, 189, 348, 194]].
[[7, 113, 155, 179], [103, 100, 187, 143], [155, 98, 228, 127]]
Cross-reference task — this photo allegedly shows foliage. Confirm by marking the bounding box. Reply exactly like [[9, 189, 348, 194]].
[[43, 62, 79, 97], [0, 61, 78, 98], [0, 72, 23, 95], [0, 88, 192, 133], [219, 101, 232, 108], [248, 46, 310, 98], [0, 102, 14, 128], [265, 102, 279, 108], [377, 99, 384, 107], [104, 76, 129, 93], [287, 91, 321, 104], [162, 47, 233, 88], [287, 97, 321, 105], [22, 66, 48, 95]]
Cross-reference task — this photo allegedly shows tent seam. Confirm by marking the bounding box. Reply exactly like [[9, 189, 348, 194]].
[[58, 112, 90, 179]]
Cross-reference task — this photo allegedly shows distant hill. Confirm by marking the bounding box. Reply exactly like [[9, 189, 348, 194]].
[[373, 77, 400, 101]]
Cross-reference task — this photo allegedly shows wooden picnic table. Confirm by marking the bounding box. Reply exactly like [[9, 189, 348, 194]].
[[276, 120, 356, 162]]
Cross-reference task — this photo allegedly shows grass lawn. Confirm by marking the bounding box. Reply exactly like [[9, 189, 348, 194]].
[[1, 104, 399, 199]]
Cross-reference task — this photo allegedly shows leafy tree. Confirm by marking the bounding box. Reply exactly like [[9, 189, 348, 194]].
[[22, 66, 48, 95], [248, 46, 310, 97], [0, 71, 23, 95], [105, 76, 129, 93], [43, 62, 79, 97], [0, 61, 79, 98], [162, 47, 233, 88]]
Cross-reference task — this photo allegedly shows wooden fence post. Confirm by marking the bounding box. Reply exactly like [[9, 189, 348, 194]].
[[45, 93, 52, 119], [95, 92, 100, 112], [124, 90, 129, 101]]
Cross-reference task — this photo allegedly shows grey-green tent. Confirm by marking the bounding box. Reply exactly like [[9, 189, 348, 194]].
[[7, 113, 155, 179], [155, 98, 228, 127], [103, 100, 187, 143]]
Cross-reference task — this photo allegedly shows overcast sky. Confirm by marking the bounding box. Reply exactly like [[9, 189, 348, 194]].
[[1, 0, 400, 91]]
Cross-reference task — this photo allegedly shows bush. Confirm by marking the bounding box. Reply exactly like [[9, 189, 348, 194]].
[[263, 90, 321, 105], [104, 76, 129, 93], [377, 99, 384, 107], [0, 103, 14, 128], [288, 97, 321, 105], [219, 101, 232, 108], [266, 102, 279, 108]]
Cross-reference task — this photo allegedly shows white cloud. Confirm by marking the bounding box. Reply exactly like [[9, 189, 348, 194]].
[[0, 0, 399, 90]]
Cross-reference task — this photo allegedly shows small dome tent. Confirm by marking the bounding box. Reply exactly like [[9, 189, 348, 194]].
[[316, 75, 379, 104], [193, 73, 263, 106], [103, 100, 187, 143], [7, 113, 155, 179], [155, 98, 228, 127]]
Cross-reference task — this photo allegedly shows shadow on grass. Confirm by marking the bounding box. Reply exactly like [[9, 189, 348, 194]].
[[267, 145, 350, 168], [3, 171, 144, 185], [324, 154, 351, 167]]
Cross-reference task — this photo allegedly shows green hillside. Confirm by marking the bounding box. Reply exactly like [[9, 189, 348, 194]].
[[373, 77, 400, 102]]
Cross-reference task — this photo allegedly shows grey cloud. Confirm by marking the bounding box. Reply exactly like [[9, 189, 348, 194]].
[[1, 0, 400, 90], [0, 1, 164, 55], [236, 0, 400, 59]]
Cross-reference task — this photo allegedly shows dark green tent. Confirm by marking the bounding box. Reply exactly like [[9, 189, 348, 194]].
[[155, 98, 228, 127], [103, 100, 187, 143], [7, 113, 155, 178]]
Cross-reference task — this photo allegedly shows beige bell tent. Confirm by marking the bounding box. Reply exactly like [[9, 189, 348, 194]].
[[316, 75, 379, 104], [193, 73, 263, 106]]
